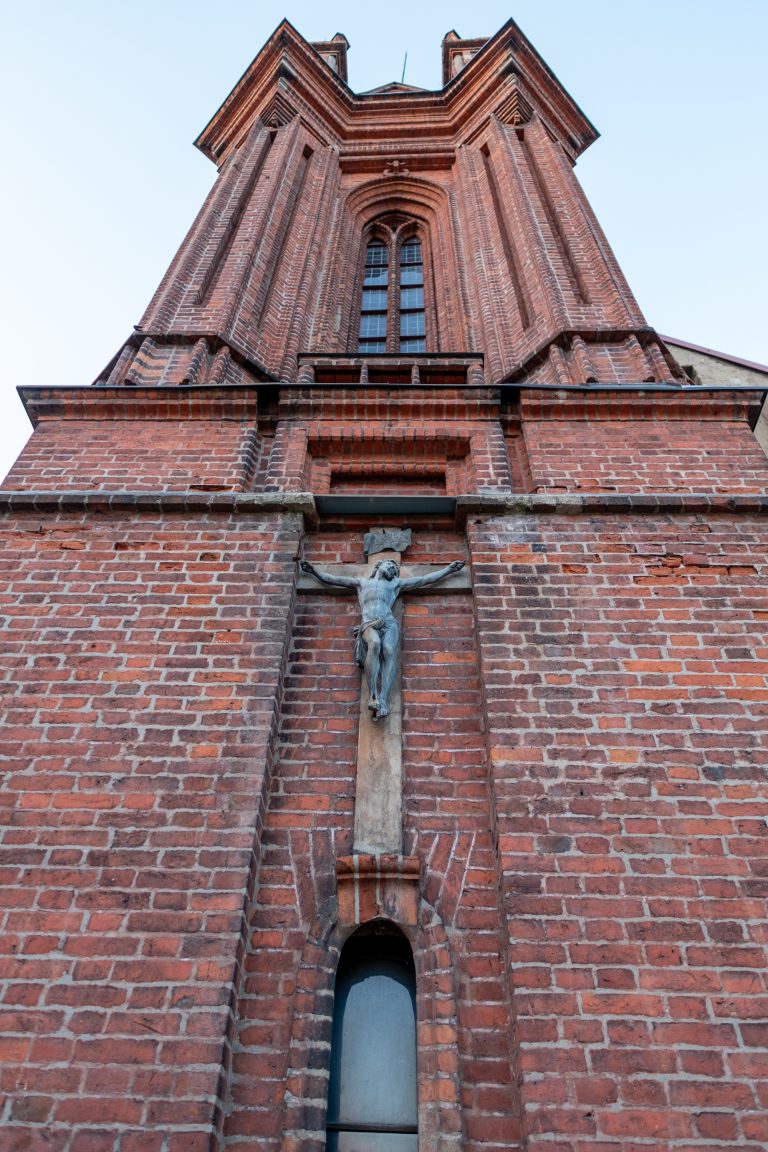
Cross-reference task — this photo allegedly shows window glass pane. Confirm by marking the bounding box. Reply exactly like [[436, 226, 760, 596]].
[[366, 243, 389, 267], [399, 287, 424, 310], [361, 242, 390, 348], [327, 937, 417, 1130], [362, 289, 387, 312], [360, 314, 387, 338], [400, 339, 426, 353], [400, 239, 422, 265], [399, 312, 425, 338], [364, 266, 389, 287], [399, 265, 423, 286]]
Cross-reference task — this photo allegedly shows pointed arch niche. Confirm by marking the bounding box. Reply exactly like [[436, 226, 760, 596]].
[[329, 178, 470, 356], [276, 857, 464, 1152]]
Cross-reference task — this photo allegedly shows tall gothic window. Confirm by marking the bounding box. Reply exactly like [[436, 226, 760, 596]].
[[358, 241, 389, 354], [357, 224, 430, 354], [326, 929, 418, 1152], [398, 238, 425, 353]]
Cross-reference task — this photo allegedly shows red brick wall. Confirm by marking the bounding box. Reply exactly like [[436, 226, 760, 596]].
[[3, 17, 767, 1148], [3, 421, 265, 492], [400, 534, 522, 1152], [4, 383, 768, 1150], [470, 511, 768, 1152], [0, 508, 302, 1151], [523, 419, 768, 493]]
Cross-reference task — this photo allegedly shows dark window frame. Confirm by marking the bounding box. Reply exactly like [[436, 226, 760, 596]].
[[326, 927, 418, 1151]]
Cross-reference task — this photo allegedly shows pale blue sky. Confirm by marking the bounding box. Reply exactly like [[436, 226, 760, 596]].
[[2, 1, 766, 478]]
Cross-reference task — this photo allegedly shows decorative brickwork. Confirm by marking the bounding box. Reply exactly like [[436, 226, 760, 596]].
[[90, 18, 682, 395]]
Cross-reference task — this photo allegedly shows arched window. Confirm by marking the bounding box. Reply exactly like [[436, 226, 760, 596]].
[[326, 927, 418, 1152], [357, 223, 430, 355]]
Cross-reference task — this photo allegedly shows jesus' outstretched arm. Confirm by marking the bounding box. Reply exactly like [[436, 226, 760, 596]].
[[299, 559, 361, 590], [397, 559, 465, 591]]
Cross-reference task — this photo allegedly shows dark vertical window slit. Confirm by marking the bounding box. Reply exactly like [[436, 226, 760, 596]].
[[326, 930, 418, 1152]]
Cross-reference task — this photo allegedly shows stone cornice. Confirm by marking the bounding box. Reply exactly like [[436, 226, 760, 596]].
[[0, 490, 316, 518], [17, 386, 263, 426], [194, 18, 598, 166], [2, 489, 765, 526], [517, 390, 763, 423]]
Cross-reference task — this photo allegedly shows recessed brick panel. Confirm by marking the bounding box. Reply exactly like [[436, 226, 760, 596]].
[[523, 418, 768, 493], [218, 529, 524, 1152], [4, 421, 265, 492]]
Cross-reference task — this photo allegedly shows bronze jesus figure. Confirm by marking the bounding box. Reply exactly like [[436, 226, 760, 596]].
[[299, 556, 465, 721]]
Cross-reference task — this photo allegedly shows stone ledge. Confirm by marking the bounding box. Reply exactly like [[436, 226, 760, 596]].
[[457, 492, 768, 523], [0, 490, 316, 518], [3, 489, 765, 522]]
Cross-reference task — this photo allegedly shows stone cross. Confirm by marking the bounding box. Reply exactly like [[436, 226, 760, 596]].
[[297, 529, 470, 854]]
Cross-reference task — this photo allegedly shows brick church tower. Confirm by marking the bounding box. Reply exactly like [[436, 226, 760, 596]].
[[3, 18, 768, 1152]]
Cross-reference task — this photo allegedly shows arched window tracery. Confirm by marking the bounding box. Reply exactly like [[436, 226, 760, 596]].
[[356, 220, 431, 355]]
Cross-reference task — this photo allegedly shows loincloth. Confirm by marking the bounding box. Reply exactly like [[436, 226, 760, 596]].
[[352, 617, 388, 667]]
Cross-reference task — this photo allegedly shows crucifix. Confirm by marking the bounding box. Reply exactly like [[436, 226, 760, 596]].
[[297, 528, 470, 855]]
